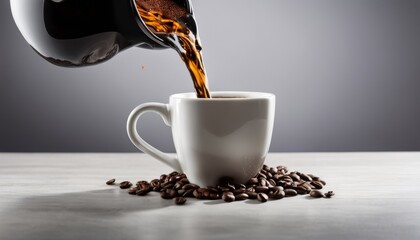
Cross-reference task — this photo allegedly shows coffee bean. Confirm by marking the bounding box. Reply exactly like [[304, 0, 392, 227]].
[[233, 189, 245, 195], [174, 181, 184, 190], [235, 193, 249, 201], [249, 178, 259, 184], [120, 181, 132, 189], [182, 188, 195, 198], [324, 191, 335, 198], [160, 174, 168, 182], [257, 172, 267, 179], [300, 173, 312, 182], [263, 164, 270, 171], [260, 178, 267, 186], [180, 178, 189, 184], [255, 186, 269, 193], [182, 183, 199, 190], [222, 192, 235, 202], [209, 192, 220, 200], [311, 181, 324, 189], [296, 186, 309, 195], [246, 191, 258, 199], [309, 190, 324, 198], [269, 179, 277, 187], [162, 183, 174, 190], [193, 189, 203, 199], [319, 180, 327, 186], [150, 179, 160, 188], [160, 191, 172, 199], [289, 173, 300, 181], [106, 178, 116, 185], [174, 197, 187, 205], [269, 167, 277, 175], [272, 189, 285, 199], [284, 189, 298, 197], [136, 189, 149, 196], [128, 187, 138, 195], [270, 186, 284, 192], [207, 186, 218, 192], [257, 193, 268, 202]]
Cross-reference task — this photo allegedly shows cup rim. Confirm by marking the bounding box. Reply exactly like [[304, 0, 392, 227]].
[[170, 91, 275, 101]]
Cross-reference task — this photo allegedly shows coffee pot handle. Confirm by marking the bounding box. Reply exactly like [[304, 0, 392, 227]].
[[127, 103, 182, 172]]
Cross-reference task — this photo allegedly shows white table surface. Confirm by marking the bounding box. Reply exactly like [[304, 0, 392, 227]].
[[0, 153, 419, 240]]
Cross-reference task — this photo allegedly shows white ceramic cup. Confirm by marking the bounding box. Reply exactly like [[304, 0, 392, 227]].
[[127, 91, 275, 186]]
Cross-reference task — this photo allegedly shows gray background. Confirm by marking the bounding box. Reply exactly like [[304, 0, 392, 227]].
[[1, 0, 420, 152]]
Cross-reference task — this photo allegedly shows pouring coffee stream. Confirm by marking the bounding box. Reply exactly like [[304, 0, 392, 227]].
[[11, 0, 210, 98]]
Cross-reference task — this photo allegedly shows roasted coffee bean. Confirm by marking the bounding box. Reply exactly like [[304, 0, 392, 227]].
[[319, 180, 326, 186], [174, 197, 187, 205], [260, 178, 267, 186], [311, 181, 324, 189], [128, 187, 138, 195], [153, 186, 162, 192], [174, 181, 184, 190], [272, 189, 285, 199], [160, 174, 168, 182], [168, 175, 180, 183], [150, 179, 160, 188], [269, 179, 277, 187], [209, 192, 219, 200], [324, 191, 335, 198], [161, 191, 172, 199], [272, 174, 282, 181], [270, 186, 284, 192], [203, 190, 211, 199], [284, 189, 298, 197], [309, 190, 324, 198], [227, 184, 236, 191], [180, 178, 189, 184], [182, 183, 199, 190], [162, 183, 174, 190], [289, 173, 300, 181], [106, 178, 116, 185], [193, 189, 203, 199], [233, 188, 245, 195], [222, 192, 235, 202], [246, 186, 255, 192], [257, 172, 267, 179], [276, 165, 288, 173], [255, 186, 269, 193], [136, 189, 149, 196], [246, 191, 258, 199], [169, 171, 179, 176], [263, 164, 270, 171], [120, 181, 132, 189], [207, 186, 218, 192], [269, 167, 277, 175], [296, 186, 309, 195], [182, 189, 195, 198], [300, 173, 312, 182], [249, 178, 259, 184], [257, 193, 269, 202], [235, 193, 249, 201], [166, 189, 178, 198]]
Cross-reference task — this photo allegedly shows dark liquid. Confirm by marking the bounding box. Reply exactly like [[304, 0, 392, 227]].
[[135, 0, 211, 98]]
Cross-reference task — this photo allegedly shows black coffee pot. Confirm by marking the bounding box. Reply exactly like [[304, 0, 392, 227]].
[[11, 0, 193, 67]]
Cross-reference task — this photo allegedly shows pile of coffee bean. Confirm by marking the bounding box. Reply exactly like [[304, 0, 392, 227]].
[[106, 164, 334, 205]]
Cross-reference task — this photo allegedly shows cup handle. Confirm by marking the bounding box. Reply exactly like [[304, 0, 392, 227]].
[[127, 103, 182, 172]]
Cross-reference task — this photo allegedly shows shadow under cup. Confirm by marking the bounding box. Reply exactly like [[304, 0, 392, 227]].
[[128, 91, 275, 186]]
